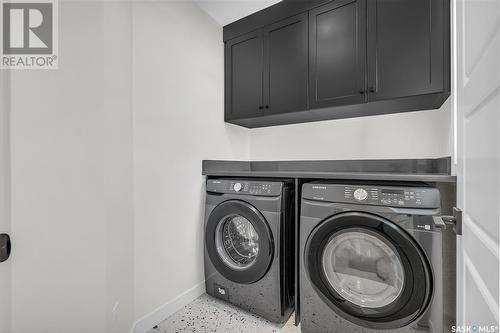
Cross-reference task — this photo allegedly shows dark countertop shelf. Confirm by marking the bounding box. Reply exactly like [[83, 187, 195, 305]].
[[202, 158, 456, 183]]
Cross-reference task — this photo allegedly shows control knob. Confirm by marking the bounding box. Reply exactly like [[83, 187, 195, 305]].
[[233, 183, 242, 192], [353, 188, 368, 201]]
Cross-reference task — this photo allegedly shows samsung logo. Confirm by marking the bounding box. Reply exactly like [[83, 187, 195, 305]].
[[311, 186, 327, 190]]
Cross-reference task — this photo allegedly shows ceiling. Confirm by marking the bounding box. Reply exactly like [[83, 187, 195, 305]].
[[195, 0, 282, 26]]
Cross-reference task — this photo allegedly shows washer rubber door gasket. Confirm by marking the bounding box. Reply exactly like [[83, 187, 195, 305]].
[[206, 200, 274, 284], [305, 211, 433, 330]]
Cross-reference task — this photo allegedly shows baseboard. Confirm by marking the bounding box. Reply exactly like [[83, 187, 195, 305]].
[[130, 280, 206, 333]]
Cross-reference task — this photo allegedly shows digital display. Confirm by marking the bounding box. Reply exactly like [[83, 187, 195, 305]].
[[382, 189, 404, 195]]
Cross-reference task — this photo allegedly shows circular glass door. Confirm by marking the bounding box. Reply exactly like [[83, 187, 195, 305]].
[[321, 229, 405, 308], [205, 200, 273, 284], [305, 212, 432, 330], [215, 215, 260, 270]]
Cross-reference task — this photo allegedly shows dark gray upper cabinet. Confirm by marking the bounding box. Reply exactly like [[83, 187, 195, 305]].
[[264, 13, 308, 115], [225, 14, 308, 122], [367, 0, 446, 101], [309, 0, 366, 108], [225, 31, 264, 120], [223, 0, 450, 128]]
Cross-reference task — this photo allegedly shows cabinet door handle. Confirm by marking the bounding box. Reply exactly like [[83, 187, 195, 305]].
[[265, 105, 269, 109], [258, 106, 263, 110], [369, 87, 376, 93], [359, 91, 365, 94]]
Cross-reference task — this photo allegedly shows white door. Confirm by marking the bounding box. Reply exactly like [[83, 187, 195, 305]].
[[0, 69, 11, 333], [455, 0, 500, 330]]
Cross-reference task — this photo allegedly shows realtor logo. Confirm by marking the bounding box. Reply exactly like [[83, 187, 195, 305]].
[[1, 0, 58, 69]]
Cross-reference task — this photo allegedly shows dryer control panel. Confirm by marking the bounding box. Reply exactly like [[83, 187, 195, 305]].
[[303, 184, 440, 209], [207, 179, 283, 196]]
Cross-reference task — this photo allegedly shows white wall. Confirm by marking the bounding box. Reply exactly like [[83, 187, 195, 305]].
[[6, 2, 134, 332], [194, 0, 281, 26], [250, 100, 453, 160], [131, 0, 249, 327], [102, 3, 135, 333], [3, 2, 248, 332]]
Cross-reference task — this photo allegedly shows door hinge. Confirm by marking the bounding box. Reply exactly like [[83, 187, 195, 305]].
[[433, 207, 462, 235], [0, 233, 11, 263]]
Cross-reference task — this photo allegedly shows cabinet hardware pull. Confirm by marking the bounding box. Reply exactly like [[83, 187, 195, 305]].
[[359, 91, 365, 94], [369, 88, 376, 93], [265, 105, 269, 109], [258, 106, 263, 110]]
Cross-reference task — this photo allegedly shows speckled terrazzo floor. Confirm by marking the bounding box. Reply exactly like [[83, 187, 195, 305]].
[[148, 293, 300, 333]]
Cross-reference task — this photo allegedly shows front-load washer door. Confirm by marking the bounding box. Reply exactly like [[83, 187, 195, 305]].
[[305, 211, 432, 330], [206, 200, 274, 284]]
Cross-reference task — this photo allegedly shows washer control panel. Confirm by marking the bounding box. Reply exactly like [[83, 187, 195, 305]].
[[207, 179, 283, 196], [304, 184, 440, 209]]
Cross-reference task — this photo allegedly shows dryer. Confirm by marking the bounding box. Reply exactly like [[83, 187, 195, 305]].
[[204, 179, 294, 323], [299, 182, 445, 332]]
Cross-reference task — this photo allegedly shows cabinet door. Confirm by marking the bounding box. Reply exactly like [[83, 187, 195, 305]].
[[367, 0, 446, 101], [263, 13, 308, 115], [225, 30, 264, 120], [309, 0, 366, 109]]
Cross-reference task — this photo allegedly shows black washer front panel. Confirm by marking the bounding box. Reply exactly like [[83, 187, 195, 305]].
[[305, 211, 433, 330], [205, 199, 274, 284]]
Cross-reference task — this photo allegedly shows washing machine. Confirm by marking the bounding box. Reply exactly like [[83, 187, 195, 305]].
[[204, 179, 294, 323], [299, 182, 445, 332]]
